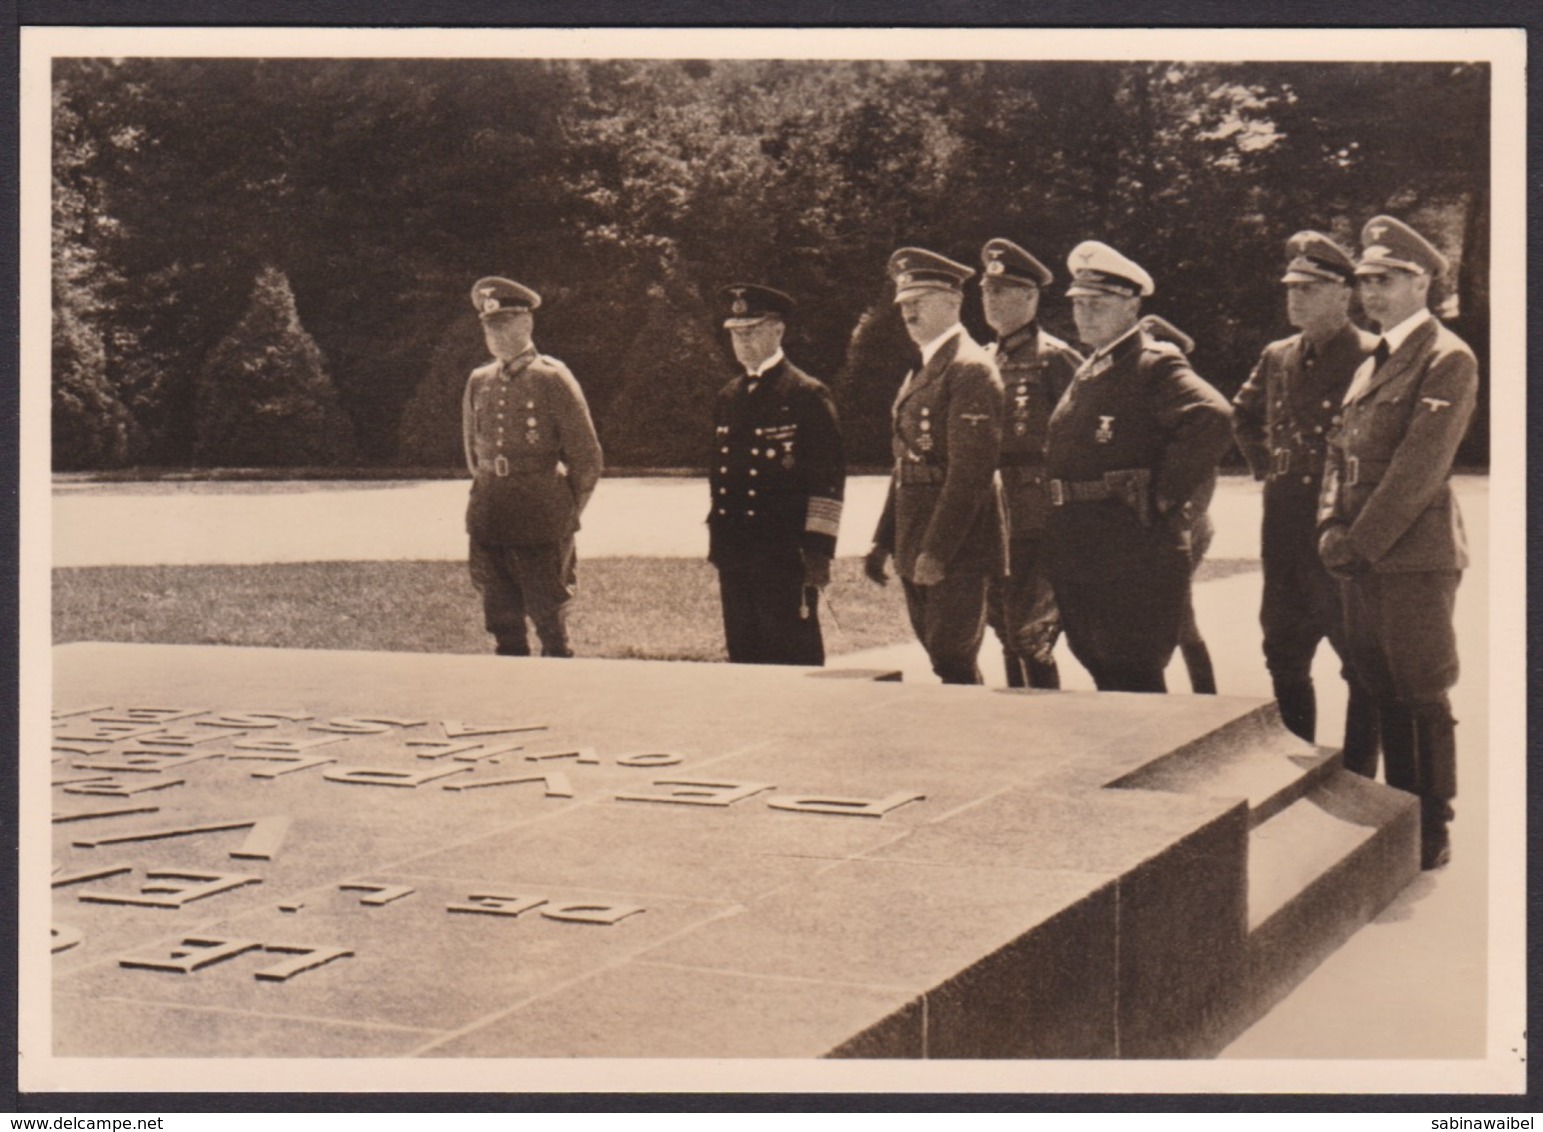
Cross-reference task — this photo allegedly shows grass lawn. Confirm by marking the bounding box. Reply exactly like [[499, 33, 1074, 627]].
[[53, 555, 1259, 662], [51, 557, 918, 661]]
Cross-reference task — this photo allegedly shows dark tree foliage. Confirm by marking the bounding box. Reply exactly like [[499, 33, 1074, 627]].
[[52, 58, 1491, 471], [193, 267, 358, 467]]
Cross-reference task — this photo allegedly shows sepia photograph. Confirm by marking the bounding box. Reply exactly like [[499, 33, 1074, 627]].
[[16, 22, 1529, 1101]]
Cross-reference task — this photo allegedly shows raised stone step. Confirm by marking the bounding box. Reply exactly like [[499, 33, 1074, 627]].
[[1106, 702, 1340, 827], [1235, 769, 1420, 1039]]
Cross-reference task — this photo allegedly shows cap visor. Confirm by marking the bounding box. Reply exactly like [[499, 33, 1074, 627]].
[[723, 315, 771, 329], [893, 283, 957, 303], [1282, 269, 1343, 284]]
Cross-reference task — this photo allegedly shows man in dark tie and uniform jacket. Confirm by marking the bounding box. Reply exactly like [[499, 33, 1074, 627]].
[[1043, 241, 1233, 693], [708, 284, 845, 666], [977, 237, 1084, 689], [1318, 215, 1478, 870], [865, 247, 1007, 685], [1233, 231, 1380, 764], [462, 276, 604, 657]]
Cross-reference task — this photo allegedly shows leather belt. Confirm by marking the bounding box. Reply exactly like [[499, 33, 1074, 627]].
[[488, 457, 556, 478], [1344, 454, 1390, 487], [1048, 468, 1150, 507]]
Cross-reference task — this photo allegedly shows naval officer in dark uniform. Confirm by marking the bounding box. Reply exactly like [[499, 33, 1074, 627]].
[[708, 284, 845, 666], [1234, 231, 1380, 763], [978, 238, 1083, 689], [462, 276, 604, 657], [1044, 241, 1233, 693], [865, 247, 1006, 685], [1318, 216, 1478, 869]]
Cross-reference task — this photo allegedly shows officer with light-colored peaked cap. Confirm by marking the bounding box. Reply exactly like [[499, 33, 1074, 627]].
[[1043, 241, 1232, 693], [462, 276, 603, 658], [977, 237, 1082, 689], [1318, 215, 1477, 870], [866, 246, 1007, 685], [1234, 231, 1379, 766]]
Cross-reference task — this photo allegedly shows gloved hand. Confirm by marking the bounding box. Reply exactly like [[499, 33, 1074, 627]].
[[912, 551, 946, 587], [863, 545, 890, 586], [1318, 524, 1369, 579], [1018, 613, 1062, 665], [801, 550, 832, 589]]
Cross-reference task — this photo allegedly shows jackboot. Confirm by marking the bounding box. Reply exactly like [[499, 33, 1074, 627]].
[[1273, 676, 1316, 744], [1412, 702, 1458, 870], [1339, 679, 1381, 778], [1181, 639, 1217, 695]]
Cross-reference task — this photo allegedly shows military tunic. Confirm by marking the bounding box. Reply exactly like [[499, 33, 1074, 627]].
[[462, 347, 603, 656], [1043, 326, 1233, 692], [1319, 313, 1477, 817], [1234, 321, 1377, 746], [708, 358, 845, 666], [984, 323, 1082, 688], [872, 330, 1006, 684]]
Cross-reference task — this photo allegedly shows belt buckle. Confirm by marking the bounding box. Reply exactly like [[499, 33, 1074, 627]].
[[494, 455, 510, 478], [1049, 479, 1065, 506], [1345, 454, 1359, 487], [1272, 449, 1291, 475]]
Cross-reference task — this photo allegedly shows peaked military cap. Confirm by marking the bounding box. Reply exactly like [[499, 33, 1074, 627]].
[[471, 276, 542, 318], [720, 283, 794, 328], [1138, 313, 1195, 354], [889, 247, 975, 303], [1065, 241, 1155, 298], [980, 238, 1053, 288], [1281, 231, 1356, 284], [1355, 215, 1450, 278]]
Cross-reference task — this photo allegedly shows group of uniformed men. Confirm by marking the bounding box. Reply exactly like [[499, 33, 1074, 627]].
[[460, 213, 1477, 871]]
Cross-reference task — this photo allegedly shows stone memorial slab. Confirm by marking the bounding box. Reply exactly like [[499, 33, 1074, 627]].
[[48, 642, 1420, 1059]]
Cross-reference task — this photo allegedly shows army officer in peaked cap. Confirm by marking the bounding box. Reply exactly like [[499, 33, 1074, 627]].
[[1234, 231, 1380, 766], [978, 237, 1084, 689], [708, 284, 845, 666], [865, 247, 1007, 685], [1043, 241, 1233, 693], [462, 276, 604, 657], [1318, 215, 1478, 870]]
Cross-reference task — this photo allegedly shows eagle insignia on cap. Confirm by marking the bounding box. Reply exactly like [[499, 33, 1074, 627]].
[[1366, 223, 1388, 242], [1075, 248, 1096, 267]]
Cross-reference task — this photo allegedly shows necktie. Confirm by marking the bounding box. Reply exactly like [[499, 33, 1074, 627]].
[[1373, 339, 1390, 369]]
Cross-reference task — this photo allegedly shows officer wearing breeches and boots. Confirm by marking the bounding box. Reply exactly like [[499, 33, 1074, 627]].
[[462, 276, 603, 657], [1233, 231, 1380, 765], [1318, 216, 1478, 870], [977, 238, 1083, 689]]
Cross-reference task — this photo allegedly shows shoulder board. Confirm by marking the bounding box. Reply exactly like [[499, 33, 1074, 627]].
[[1142, 337, 1184, 358]]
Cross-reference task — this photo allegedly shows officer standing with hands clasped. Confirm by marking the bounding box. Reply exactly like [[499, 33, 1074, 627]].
[[865, 247, 1006, 685], [708, 284, 845, 666], [1234, 231, 1380, 764], [1318, 216, 1478, 870], [462, 276, 604, 657], [978, 238, 1084, 689], [1043, 241, 1233, 693]]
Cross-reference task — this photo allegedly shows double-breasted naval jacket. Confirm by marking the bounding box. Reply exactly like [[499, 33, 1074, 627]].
[[1319, 315, 1477, 573], [989, 322, 1083, 540], [708, 358, 845, 566], [462, 348, 604, 546], [872, 330, 1007, 581]]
